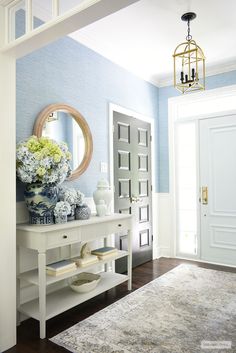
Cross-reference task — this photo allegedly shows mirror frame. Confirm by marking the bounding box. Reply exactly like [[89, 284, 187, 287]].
[[33, 103, 93, 181]]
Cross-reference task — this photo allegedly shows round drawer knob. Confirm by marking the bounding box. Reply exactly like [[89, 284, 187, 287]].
[[118, 224, 122, 227], [63, 235, 68, 239]]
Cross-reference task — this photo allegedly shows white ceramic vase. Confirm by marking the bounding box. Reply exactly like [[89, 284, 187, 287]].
[[96, 200, 107, 217], [93, 179, 112, 215]]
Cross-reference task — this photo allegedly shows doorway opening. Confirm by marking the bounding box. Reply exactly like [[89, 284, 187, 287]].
[[109, 103, 156, 272], [169, 84, 236, 266]]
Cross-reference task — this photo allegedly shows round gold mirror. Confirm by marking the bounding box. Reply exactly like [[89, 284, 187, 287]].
[[33, 104, 93, 180]]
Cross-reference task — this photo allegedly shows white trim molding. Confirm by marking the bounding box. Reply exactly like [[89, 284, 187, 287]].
[[157, 193, 172, 258], [1, 0, 140, 57]]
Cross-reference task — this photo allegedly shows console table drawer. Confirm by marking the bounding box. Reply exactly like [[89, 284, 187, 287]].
[[81, 218, 131, 241], [47, 229, 80, 248]]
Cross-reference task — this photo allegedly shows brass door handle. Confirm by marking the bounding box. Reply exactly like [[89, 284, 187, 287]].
[[201, 186, 208, 205]]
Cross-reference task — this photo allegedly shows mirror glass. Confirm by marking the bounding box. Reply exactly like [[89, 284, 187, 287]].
[[34, 104, 93, 180], [42, 111, 85, 170]]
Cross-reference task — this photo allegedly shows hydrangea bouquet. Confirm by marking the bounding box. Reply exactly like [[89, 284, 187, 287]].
[[54, 201, 71, 224], [58, 186, 85, 221], [58, 187, 84, 206], [54, 201, 71, 217], [16, 135, 72, 185]]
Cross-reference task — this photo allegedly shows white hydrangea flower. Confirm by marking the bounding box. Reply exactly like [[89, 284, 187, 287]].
[[16, 136, 72, 185]]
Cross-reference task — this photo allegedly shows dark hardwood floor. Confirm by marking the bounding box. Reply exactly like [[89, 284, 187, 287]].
[[5, 257, 236, 353]]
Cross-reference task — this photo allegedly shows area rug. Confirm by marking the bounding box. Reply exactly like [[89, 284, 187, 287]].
[[51, 264, 236, 353]]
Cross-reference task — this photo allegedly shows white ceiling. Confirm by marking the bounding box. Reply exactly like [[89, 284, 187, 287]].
[[69, 0, 236, 87]]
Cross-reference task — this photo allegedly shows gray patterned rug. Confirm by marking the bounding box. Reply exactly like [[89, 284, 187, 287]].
[[51, 264, 236, 353]]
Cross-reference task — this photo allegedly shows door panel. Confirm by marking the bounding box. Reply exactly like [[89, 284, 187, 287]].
[[200, 115, 236, 266], [113, 111, 152, 272]]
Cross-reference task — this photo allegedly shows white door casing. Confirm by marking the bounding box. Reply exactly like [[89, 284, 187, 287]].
[[200, 115, 236, 266]]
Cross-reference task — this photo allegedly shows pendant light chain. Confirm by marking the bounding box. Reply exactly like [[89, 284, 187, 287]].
[[186, 19, 192, 41]]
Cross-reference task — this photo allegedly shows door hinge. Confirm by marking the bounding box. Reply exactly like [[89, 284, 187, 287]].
[[150, 135, 152, 142], [151, 235, 153, 242]]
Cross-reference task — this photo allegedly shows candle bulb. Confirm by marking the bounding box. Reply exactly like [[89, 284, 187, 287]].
[[192, 68, 195, 79], [185, 74, 188, 83], [180, 71, 184, 83]]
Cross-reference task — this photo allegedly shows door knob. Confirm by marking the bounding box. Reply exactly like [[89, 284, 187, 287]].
[[130, 196, 143, 203]]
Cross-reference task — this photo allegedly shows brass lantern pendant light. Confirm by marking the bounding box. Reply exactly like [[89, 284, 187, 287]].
[[173, 12, 205, 93]]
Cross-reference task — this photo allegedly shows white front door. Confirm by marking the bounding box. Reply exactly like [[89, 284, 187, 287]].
[[200, 115, 236, 266]]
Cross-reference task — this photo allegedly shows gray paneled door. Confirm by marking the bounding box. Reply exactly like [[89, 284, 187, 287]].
[[113, 111, 153, 273]]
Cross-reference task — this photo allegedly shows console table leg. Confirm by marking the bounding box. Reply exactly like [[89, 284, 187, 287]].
[[38, 252, 46, 339], [127, 229, 132, 291], [104, 237, 108, 272]]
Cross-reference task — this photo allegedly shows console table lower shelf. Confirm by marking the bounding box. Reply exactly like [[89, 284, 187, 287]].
[[17, 214, 133, 339], [18, 272, 128, 321]]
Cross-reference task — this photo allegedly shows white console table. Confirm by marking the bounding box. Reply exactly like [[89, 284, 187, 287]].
[[16, 213, 133, 339]]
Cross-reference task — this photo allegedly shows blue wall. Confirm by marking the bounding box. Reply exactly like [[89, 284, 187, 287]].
[[16, 22, 236, 199], [158, 70, 236, 192], [16, 36, 159, 201]]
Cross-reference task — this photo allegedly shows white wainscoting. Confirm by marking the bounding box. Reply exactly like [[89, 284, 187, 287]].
[[157, 193, 172, 257]]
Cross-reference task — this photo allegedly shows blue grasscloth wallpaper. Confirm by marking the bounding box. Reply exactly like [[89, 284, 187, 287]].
[[16, 24, 236, 199], [16, 36, 159, 201], [158, 70, 236, 192]]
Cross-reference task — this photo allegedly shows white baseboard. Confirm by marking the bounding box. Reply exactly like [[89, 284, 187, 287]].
[[159, 247, 171, 258], [155, 247, 162, 258], [175, 256, 236, 269]]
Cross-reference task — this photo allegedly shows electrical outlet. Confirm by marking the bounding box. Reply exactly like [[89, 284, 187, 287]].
[[100, 162, 108, 173]]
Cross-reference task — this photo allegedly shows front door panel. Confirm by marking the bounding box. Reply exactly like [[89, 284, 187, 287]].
[[113, 112, 152, 272], [200, 115, 236, 266]]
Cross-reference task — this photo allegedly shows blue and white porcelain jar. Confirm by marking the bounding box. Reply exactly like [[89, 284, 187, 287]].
[[75, 204, 91, 220], [55, 213, 67, 224], [24, 183, 58, 225], [67, 204, 76, 221]]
